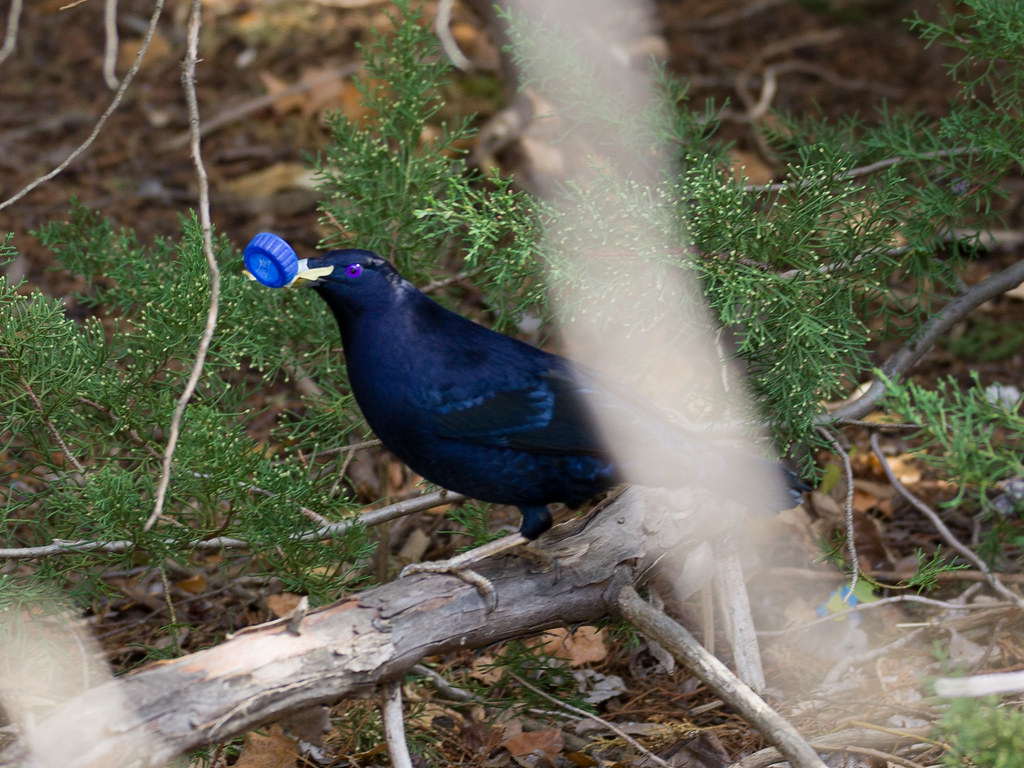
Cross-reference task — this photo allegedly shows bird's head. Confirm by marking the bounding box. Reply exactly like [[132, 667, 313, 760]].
[[243, 235, 416, 326], [292, 249, 414, 323]]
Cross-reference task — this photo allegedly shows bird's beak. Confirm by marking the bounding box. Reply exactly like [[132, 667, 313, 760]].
[[289, 260, 335, 286], [241, 258, 334, 287]]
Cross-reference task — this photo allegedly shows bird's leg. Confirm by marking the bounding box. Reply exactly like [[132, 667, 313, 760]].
[[399, 532, 529, 611]]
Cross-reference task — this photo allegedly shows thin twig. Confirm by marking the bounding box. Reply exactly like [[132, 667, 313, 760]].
[[78, 396, 163, 458], [103, 0, 119, 90], [435, 0, 471, 71], [17, 371, 87, 475], [766, 59, 903, 99], [419, 267, 483, 295], [0, 489, 465, 559], [508, 672, 672, 768], [827, 255, 1024, 422], [822, 744, 928, 768], [382, 680, 413, 768], [870, 431, 1024, 611], [614, 585, 826, 768], [162, 63, 361, 150], [158, 565, 181, 655], [745, 146, 979, 194], [756, 593, 1013, 637], [830, 418, 922, 431], [821, 628, 924, 687], [816, 426, 858, 596], [0, 0, 165, 211], [144, 0, 222, 533], [0, 0, 22, 66], [672, 0, 791, 31], [411, 664, 474, 701], [314, 438, 382, 458], [301, 489, 468, 539], [735, 28, 844, 120]]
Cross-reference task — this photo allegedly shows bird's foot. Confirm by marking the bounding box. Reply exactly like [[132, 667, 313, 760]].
[[399, 533, 529, 612], [401, 561, 498, 611]]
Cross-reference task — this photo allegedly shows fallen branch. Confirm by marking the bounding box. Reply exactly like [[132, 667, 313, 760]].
[[0, 490, 819, 768]]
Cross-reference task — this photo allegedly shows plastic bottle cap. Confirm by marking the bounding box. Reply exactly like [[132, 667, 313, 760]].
[[244, 233, 299, 288]]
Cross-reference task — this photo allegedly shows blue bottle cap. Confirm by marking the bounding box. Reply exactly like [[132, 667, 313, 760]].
[[244, 233, 299, 288]]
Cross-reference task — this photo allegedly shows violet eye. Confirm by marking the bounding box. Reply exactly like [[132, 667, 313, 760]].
[[345, 263, 363, 278]]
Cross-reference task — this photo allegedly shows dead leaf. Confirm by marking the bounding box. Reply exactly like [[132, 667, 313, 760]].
[[174, 573, 206, 595], [726, 149, 774, 185], [1006, 282, 1024, 302], [296, 65, 349, 119], [565, 751, 599, 766], [117, 29, 173, 71], [468, 654, 504, 684], [234, 725, 297, 768], [223, 162, 316, 201], [500, 727, 564, 758], [258, 71, 300, 115], [887, 454, 923, 485], [534, 626, 608, 667], [266, 593, 303, 618], [259, 66, 354, 120], [851, 488, 878, 513]]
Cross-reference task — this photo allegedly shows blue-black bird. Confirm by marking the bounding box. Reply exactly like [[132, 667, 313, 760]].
[[271, 247, 806, 543]]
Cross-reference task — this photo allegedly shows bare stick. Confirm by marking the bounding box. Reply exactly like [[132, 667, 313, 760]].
[[144, 0, 221, 533], [435, 0, 471, 71], [870, 431, 1024, 610], [0, 489, 466, 559], [828, 256, 1024, 422], [613, 585, 827, 768], [672, 0, 790, 31], [103, 0, 120, 89], [734, 725, 933, 768], [745, 146, 979, 194], [756, 592, 1012, 637], [816, 426, 858, 595], [382, 680, 413, 768], [713, 541, 765, 692], [0, 0, 165, 211], [162, 64, 361, 150], [0, 0, 22, 66]]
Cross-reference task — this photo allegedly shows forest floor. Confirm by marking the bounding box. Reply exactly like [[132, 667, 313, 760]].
[[2, 0, 1024, 766]]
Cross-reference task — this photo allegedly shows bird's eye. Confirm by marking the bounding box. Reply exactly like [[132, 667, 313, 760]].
[[345, 263, 363, 279]]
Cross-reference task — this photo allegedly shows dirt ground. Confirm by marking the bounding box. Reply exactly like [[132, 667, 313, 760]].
[[3, 1, 1024, 766]]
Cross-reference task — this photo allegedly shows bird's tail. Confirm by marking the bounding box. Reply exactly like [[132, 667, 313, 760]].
[[618, 434, 809, 513]]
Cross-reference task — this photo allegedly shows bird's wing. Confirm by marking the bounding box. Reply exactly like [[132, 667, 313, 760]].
[[426, 365, 608, 455]]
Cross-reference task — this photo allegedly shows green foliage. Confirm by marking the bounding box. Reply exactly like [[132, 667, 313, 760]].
[[940, 698, 1024, 768], [906, 547, 970, 592], [470, 639, 597, 715], [882, 373, 1024, 513], [2, 207, 375, 607], [3, 0, 1024, 668], [425, 0, 1024, 467], [314, 0, 474, 275], [882, 373, 1024, 563], [444, 500, 501, 546]]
